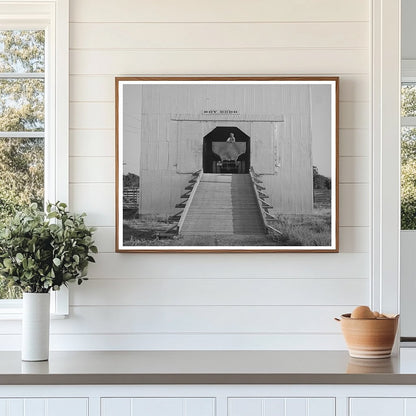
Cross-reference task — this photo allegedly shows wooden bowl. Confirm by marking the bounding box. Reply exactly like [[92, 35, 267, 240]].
[[337, 313, 399, 359]]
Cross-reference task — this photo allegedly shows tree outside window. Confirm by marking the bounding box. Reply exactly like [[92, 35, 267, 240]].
[[0, 30, 45, 299]]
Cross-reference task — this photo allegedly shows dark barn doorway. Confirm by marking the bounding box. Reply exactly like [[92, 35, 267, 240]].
[[203, 127, 250, 173]]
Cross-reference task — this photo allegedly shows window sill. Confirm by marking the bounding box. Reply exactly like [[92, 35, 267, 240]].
[[0, 312, 68, 321], [0, 287, 69, 318]]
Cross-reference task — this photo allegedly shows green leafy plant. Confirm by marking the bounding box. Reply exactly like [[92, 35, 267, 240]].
[[0, 202, 97, 293]]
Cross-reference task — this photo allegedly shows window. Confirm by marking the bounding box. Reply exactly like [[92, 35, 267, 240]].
[[0, 29, 45, 299], [401, 68, 416, 230], [0, 0, 69, 314]]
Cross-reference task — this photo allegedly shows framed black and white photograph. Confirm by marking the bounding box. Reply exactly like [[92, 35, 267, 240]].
[[116, 77, 338, 252]]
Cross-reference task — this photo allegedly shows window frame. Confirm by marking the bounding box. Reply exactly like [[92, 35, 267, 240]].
[[0, 0, 69, 316], [371, 0, 401, 320], [401, 61, 416, 237]]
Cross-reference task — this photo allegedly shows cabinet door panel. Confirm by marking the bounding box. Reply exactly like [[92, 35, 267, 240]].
[[102, 398, 214, 416], [101, 398, 131, 416], [185, 398, 215, 416], [405, 398, 416, 415], [228, 398, 262, 416], [132, 398, 183, 416], [264, 398, 285, 416], [0, 399, 23, 416], [8, 400, 23, 416], [285, 399, 307, 416], [309, 398, 335, 416], [350, 398, 405, 416], [0, 400, 6, 416], [47, 398, 88, 416], [228, 398, 335, 416], [0, 398, 87, 416], [24, 399, 45, 416]]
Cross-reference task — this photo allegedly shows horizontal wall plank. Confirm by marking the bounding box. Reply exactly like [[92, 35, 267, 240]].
[[93, 227, 115, 253], [70, 75, 115, 102], [71, 278, 367, 306], [70, 103, 114, 129], [49, 305, 352, 334], [339, 102, 369, 129], [70, 101, 368, 130], [49, 333, 346, 350], [70, 183, 114, 226], [70, 130, 115, 157], [339, 129, 369, 157], [339, 227, 369, 253], [70, 49, 369, 75], [70, 157, 115, 183], [69, 0, 369, 23], [87, 252, 369, 279], [92, 226, 368, 254], [0, 333, 347, 351], [339, 156, 369, 183], [339, 183, 369, 227], [70, 22, 368, 49], [70, 75, 369, 103], [339, 76, 369, 102], [0, 306, 351, 336]]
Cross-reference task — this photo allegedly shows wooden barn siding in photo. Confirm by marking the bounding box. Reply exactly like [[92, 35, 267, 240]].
[[122, 84, 142, 177], [0, 0, 371, 350], [138, 84, 312, 215]]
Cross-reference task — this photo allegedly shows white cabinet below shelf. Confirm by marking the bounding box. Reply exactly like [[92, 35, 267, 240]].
[[0, 398, 88, 416], [228, 397, 335, 416], [350, 398, 416, 416], [101, 397, 215, 416]]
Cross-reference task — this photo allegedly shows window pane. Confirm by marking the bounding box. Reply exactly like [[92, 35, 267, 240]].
[[0, 137, 44, 300], [0, 30, 45, 301], [0, 137, 44, 214], [0, 30, 45, 73], [402, 83, 416, 117], [0, 285, 22, 300], [401, 127, 416, 230], [0, 78, 44, 131], [402, 127, 416, 162]]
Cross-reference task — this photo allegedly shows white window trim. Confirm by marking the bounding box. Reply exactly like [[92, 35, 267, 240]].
[[371, 0, 401, 320], [399, 61, 416, 341], [0, 0, 69, 317]]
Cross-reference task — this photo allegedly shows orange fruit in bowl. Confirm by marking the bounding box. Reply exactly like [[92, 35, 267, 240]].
[[351, 305, 376, 319]]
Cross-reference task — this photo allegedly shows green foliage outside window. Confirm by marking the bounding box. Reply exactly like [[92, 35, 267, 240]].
[[401, 83, 416, 230], [0, 30, 45, 298], [401, 128, 416, 229]]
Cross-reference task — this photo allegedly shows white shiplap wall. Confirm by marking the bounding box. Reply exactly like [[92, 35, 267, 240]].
[[52, 0, 371, 350]]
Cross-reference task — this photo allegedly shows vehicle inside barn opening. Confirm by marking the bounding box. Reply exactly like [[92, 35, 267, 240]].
[[203, 126, 250, 174]]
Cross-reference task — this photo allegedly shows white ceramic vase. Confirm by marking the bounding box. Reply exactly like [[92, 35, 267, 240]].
[[22, 292, 50, 361]]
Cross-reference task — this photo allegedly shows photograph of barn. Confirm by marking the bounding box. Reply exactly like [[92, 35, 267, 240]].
[[117, 79, 337, 251]]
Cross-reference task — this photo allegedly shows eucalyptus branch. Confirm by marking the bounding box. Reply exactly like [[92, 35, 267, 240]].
[[0, 202, 96, 293]]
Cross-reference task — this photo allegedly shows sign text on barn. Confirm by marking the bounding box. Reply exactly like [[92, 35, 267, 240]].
[[202, 109, 240, 115]]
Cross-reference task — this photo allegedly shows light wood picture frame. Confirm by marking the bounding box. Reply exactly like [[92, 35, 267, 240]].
[[115, 77, 339, 253]]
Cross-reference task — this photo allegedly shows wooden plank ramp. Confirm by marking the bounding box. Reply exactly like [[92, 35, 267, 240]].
[[180, 173, 265, 236]]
